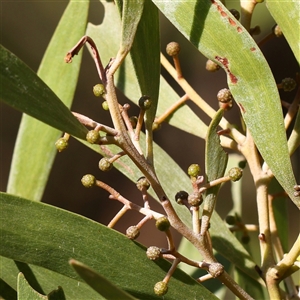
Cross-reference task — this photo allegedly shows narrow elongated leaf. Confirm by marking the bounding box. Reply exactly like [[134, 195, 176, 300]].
[[0, 193, 218, 300], [86, 2, 207, 139], [70, 259, 138, 300], [129, 0, 160, 124], [0, 46, 87, 139], [201, 109, 228, 234], [115, 0, 145, 54], [152, 0, 299, 207], [266, 0, 300, 65], [5, 0, 89, 201], [0, 257, 104, 300], [17, 273, 47, 300]]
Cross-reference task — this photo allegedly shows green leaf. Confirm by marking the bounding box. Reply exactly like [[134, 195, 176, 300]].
[[266, 0, 300, 65], [0, 276, 17, 299], [0, 46, 87, 139], [17, 273, 47, 300], [201, 109, 228, 234], [234, 267, 266, 300], [129, 0, 160, 125], [152, 0, 299, 207], [0, 257, 103, 300], [115, 0, 145, 54], [5, 0, 89, 201], [86, 2, 207, 139], [69, 259, 138, 300], [0, 192, 219, 300]]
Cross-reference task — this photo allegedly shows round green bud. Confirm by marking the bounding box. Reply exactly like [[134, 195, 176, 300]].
[[217, 88, 233, 103], [129, 116, 138, 129], [228, 167, 243, 182], [138, 95, 152, 110], [102, 101, 109, 111], [166, 41, 180, 56], [55, 138, 68, 152], [225, 215, 236, 225], [155, 216, 170, 232], [93, 84, 105, 97], [136, 177, 150, 191], [86, 130, 100, 144], [175, 190, 189, 205], [273, 24, 283, 37], [205, 59, 220, 72], [154, 281, 168, 296], [81, 174, 96, 188], [229, 9, 240, 20], [99, 157, 113, 172], [188, 164, 201, 177], [241, 235, 250, 244], [126, 225, 140, 240], [188, 192, 203, 207], [281, 77, 296, 92], [146, 246, 161, 260]]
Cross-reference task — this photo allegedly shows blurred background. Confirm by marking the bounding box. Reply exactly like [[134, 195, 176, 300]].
[[1, 1, 299, 253]]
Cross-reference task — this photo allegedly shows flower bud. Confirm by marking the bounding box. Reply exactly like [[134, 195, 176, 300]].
[[225, 215, 236, 225], [81, 174, 96, 188], [273, 24, 283, 37], [99, 158, 113, 172], [154, 281, 168, 296], [175, 190, 189, 205], [166, 42, 180, 56], [228, 167, 243, 182], [155, 216, 170, 231], [229, 9, 240, 20], [102, 101, 109, 111], [146, 246, 161, 260], [93, 84, 105, 97], [205, 59, 220, 72], [281, 78, 296, 92], [136, 177, 150, 191], [126, 226, 140, 240], [55, 138, 68, 152], [188, 164, 201, 178], [138, 95, 152, 110], [217, 88, 233, 103], [86, 130, 100, 144]]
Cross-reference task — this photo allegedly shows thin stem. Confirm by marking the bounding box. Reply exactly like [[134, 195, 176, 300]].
[[163, 258, 181, 283], [240, 0, 258, 32], [72, 112, 117, 136], [284, 86, 300, 129], [277, 234, 300, 277], [165, 229, 176, 251], [192, 207, 200, 234], [134, 110, 145, 141], [107, 205, 128, 228], [197, 274, 213, 282], [161, 53, 245, 145], [95, 179, 163, 220], [155, 94, 189, 125], [65, 36, 106, 83]]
